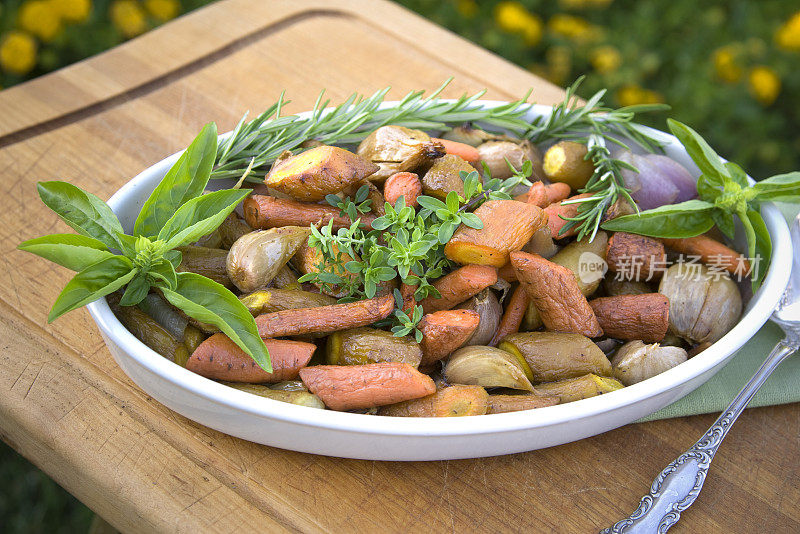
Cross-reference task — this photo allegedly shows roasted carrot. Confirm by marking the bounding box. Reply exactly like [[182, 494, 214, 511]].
[[243, 195, 374, 230], [419, 264, 498, 314], [518, 182, 573, 208], [431, 137, 480, 163], [498, 262, 518, 282], [606, 232, 666, 281], [418, 309, 480, 365], [589, 294, 669, 342], [377, 384, 488, 417], [489, 284, 529, 346], [510, 251, 603, 337], [544, 193, 593, 239], [186, 334, 315, 383], [383, 171, 423, 208], [256, 294, 394, 338], [299, 362, 436, 411], [661, 235, 750, 275]]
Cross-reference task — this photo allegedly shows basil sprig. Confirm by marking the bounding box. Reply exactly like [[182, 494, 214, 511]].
[[19, 123, 273, 372], [602, 119, 800, 286]]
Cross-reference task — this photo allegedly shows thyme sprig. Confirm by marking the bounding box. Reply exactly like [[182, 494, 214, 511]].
[[298, 165, 534, 337]]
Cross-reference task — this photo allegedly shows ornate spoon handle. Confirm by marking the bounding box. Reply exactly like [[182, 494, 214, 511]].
[[601, 339, 798, 534]]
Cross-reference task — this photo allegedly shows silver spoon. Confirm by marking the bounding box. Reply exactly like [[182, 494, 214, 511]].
[[602, 214, 800, 534]]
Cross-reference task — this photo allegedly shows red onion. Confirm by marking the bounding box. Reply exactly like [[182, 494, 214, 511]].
[[618, 152, 697, 210]]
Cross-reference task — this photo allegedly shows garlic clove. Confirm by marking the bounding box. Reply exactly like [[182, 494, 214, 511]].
[[226, 226, 310, 293], [444, 346, 534, 391]]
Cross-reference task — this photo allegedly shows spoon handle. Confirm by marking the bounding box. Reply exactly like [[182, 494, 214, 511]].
[[601, 339, 798, 534]]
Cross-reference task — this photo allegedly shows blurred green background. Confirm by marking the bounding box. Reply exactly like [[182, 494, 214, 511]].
[[0, 0, 797, 530]]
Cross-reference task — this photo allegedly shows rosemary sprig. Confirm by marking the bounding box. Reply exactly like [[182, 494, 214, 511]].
[[212, 79, 536, 181]]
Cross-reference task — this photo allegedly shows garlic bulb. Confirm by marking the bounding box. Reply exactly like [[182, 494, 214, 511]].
[[658, 263, 742, 344], [611, 340, 688, 386]]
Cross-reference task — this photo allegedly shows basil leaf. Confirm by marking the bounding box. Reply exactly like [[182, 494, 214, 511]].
[[158, 189, 250, 249], [667, 119, 729, 181], [160, 272, 271, 372], [115, 233, 138, 257], [163, 249, 182, 269], [134, 123, 218, 237], [600, 199, 716, 238], [746, 208, 771, 286], [711, 210, 736, 240], [752, 172, 800, 202], [18, 234, 114, 272], [37, 181, 124, 250], [148, 258, 178, 290], [48, 256, 136, 322], [696, 173, 725, 202], [119, 272, 151, 306], [724, 162, 749, 188]]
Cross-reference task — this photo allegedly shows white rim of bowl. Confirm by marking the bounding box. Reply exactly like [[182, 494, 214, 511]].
[[86, 101, 793, 437]]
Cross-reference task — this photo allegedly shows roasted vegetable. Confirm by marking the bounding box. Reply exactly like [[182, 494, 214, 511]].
[[271, 265, 301, 290], [419, 264, 498, 314], [610, 340, 688, 386], [456, 289, 502, 346], [606, 232, 666, 282], [603, 278, 652, 297], [176, 246, 231, 288], [417, 309, 480, 366], [218, 213, 253, 249], [264, 145, 379, 201], [444, 200, 548, 267], [240, 288, 336, 316], [378, 385, 489, 417], [299, 362, 436, 411], [440, 125, 494, 147], [444, 346, 534, 391], [477, 140, 543, 181], [543, 141, 595, 189], [221, 382, 325, 409], [243, 194, 367, 230], [510, 251, 603, 337], [497, 332, 611, 382], [112, 297, 193, 364], [187, 334, 315, 383], [487, 392, 559, 413], [550, 231, 609, 296], [421, 154, 473, 199], [226, 227, 310, 293], [327, 327, 423, 367], [383, 171, 423, 207], [523, 226, 559, 258], [357, 125, 445, 182], [290, 240, 359, 298], [536, 374, 624, 403], [658, 263, 742, 344], [589, 293, 670, 342], [255, 294, 395, 338]]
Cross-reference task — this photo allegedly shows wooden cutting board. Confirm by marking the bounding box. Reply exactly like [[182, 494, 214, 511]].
[[0, 0, 797, 531]]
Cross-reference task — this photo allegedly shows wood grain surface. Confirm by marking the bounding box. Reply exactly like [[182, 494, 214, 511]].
[[0, 1, 797, 532]]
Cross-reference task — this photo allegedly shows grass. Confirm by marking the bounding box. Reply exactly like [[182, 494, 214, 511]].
[[0, 441, 93, 533]]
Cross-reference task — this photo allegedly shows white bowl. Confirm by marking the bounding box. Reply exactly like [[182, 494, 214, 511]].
[[86, 102, 792, 460]]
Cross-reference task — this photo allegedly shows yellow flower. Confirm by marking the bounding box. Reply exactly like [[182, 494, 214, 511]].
[[0, 31, 38, 75], [748, 66, 780, 106], [456, 0, 478, 19], [616, 85, 664, 107], [712, 46, 742, 83], [110, 0, 147, 38], [559, 0, 613, 8], [548, 14, 600, 43], [18, 0, 63, 42], [144, 0, 179, 22], [494, 1, 543, 46], [775, 12, 800, 51], [590, 45, 621, 74], [50, 0, 92, 23]]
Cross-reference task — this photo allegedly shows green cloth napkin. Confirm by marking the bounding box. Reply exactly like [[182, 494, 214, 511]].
[[643, 202, 798, 421]]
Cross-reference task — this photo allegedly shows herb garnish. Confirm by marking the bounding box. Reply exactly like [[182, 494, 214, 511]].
[[19, 124, 273, 372], [602, 119, 800, 286], [298, 164, 534, 338]]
